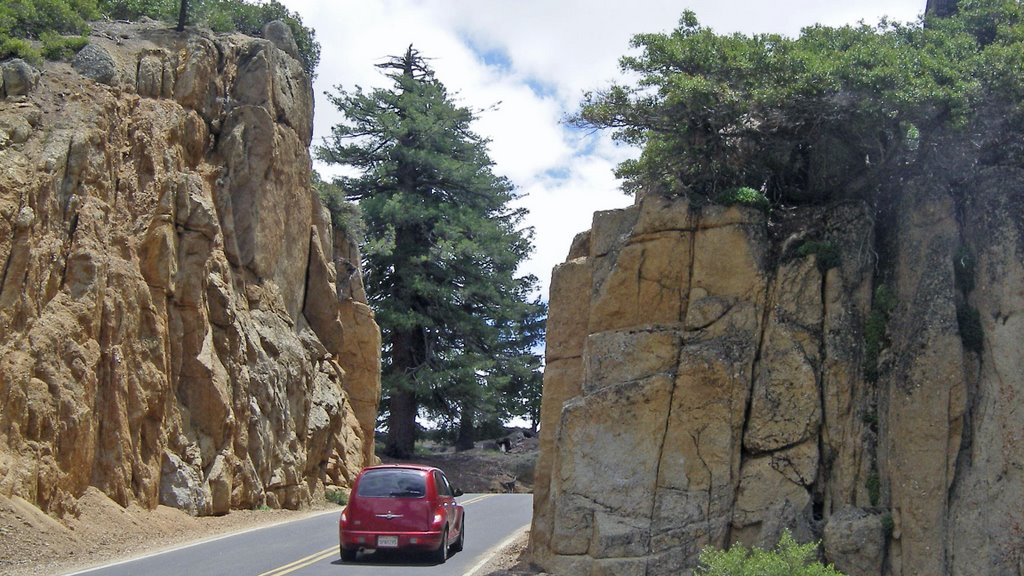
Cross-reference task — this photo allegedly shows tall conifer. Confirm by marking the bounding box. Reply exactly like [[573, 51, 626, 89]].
[[318, 46, 544, 458]]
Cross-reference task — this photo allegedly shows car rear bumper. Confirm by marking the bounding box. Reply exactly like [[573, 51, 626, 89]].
[[340, 530, 445, 551]]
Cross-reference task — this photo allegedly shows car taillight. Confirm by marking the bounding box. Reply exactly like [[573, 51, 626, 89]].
[[340, 510, 348, 525]]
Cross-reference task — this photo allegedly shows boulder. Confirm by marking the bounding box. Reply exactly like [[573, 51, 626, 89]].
[[72, 44, 117, 85], [1, 59, 40, 97], [262, 20, 299, 59], [159, 451, 211, 516], [824, 508, 886, 576]]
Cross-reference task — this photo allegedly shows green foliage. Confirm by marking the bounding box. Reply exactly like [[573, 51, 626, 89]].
[[696, 530, 845, 576], [717, 186, 770, 210], [0, 0, 97, 39], [863, 310, 886, 382], [0, 0, 320, 75], [0, 37, 41, 64], [492, 297, 546, 432], [314, 172, 365, 244], [904, 123, 921, 151], [866, 469, 881, 506], [573, 2, 1024, 204], [881, 513, 895, 539], [40, 31, 88, 60], [188, 0, 321, 77], [863, 284, 896, 382], [860, 406, 878, 427], [97, 0, 177, 21], [103, 0, 322, 77], [874, 283, 897, 314], [318, 46, 545, 458], [0, 0, 95, 62], [325, 489, 348, 506], [798, 240, 841, 273]]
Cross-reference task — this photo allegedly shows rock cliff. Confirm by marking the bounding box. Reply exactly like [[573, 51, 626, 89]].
[[0, 20, 380, 517], [532, 163, 1023, 574]]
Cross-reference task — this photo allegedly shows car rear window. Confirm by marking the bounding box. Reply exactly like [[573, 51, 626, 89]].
[[356, 469, 427, 498]]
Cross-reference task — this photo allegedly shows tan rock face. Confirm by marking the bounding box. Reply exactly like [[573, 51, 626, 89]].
[[931, 168, 1024, 576], [0, 21, 380, 517], [532, 187, 1022, 575]]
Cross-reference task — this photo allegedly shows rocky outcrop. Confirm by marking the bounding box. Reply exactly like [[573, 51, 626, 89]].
[[0, 21, 380, 517], [532, 171, 1023, 575]]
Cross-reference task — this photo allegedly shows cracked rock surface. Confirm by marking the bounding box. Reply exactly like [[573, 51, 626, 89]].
[[0, 21, 380, 520], [532, 188, 1024, 576]]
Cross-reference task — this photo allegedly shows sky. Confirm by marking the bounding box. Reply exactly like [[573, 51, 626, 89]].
[[278, 0, 927, 300]]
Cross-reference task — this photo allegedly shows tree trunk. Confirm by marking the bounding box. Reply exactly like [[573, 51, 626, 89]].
[[176, 0, 189, 32], [455, 406, 475, 452], [384, 326, 425, 459], [385, 389, 417, 459]]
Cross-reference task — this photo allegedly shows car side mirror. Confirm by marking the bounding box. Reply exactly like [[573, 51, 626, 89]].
[[453, 488, 464, 497]]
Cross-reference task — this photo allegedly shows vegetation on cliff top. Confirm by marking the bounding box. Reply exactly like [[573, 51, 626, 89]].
[[574, 0, 1024, 205], [0, 0, 319, 75], [318, 46, 546, 459]]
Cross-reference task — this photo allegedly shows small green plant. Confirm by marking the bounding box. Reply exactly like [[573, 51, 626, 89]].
[[863, 284, 896, 383], [798, 240, 841, 273], [717, 186, 770, 210], [696, 530, 846, 575], [256, 504, 272, 511], [881, 513, 895, 539], [325, 489, 348, 506], [0, 36, 42, 64], [866, 469, 881, 507], [904, 123, 921, 151], [40, 31, 88, 60], [860, 407, 878, 428], [314, 172, 365, 244], [873, 284, 896, 314], [413, 441, 438, 458]]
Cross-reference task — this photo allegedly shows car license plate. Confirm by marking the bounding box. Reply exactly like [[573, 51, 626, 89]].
[[377, 536, 399, 548]]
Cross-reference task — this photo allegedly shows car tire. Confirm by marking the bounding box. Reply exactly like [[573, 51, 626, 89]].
[[433, 528, 449, 564], [452, 522, 465, 553], [341, 546, 357, 562]]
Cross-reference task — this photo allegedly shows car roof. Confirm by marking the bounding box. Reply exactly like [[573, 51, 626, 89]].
[[360, 464, 438, 474]]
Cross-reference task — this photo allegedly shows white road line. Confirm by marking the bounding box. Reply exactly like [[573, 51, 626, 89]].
[[462, 523, 530, 576], [63, 508, 341, 575]]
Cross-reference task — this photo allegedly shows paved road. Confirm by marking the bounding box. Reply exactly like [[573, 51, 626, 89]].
[[68, 493, 532, 576]]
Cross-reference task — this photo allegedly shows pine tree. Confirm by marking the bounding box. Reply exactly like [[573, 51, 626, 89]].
[[318, 46, 545, 459]]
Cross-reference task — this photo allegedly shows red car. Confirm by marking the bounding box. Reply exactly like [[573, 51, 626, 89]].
[[339, 464, 465, 563]]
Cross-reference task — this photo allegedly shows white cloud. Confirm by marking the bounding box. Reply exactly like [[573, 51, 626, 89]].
[[281, 0, 926, 299]]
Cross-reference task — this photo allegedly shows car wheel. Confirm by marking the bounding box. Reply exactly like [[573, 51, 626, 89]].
[[341, 546, 357, 562], [452, 522, 465, 553], [432, 528, 449, 564]]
